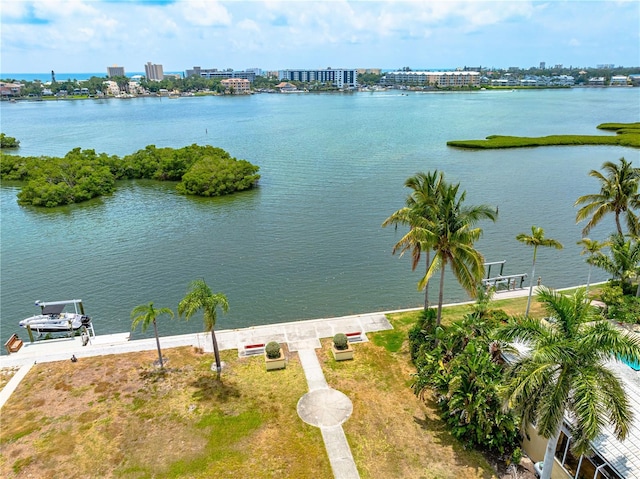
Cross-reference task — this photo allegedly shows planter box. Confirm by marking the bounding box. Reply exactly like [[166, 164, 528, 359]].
[[265, 349, 286, 370], [332, 344, 354, 361]]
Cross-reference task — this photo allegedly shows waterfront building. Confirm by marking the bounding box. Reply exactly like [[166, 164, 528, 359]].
[[107, 65, 125, 77], [278, 68, 358, 89], [610, 75, 629, 86], [382, 71, 480, 87], [245, 68, 263, 77], [0, 82, 22, 97], [588, 77, 606, 86], [220, 78, 250, 94], [145, 62, 164, 81], [520, 358, 639, 479], [185, 67, 256, 83]]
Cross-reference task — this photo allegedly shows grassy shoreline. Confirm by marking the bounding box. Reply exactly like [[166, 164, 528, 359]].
[[447, 122, 640, 149]]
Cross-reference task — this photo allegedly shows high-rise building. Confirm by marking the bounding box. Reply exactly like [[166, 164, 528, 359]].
[[278, 68, 358, 89], [145, 62, 164, 81], [107, 65, 125, 77], [539, 62, 546, 70]]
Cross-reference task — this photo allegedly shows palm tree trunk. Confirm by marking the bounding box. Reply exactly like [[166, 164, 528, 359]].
[[211, 329, 222, 381], [615, 213, 623, 236], [424, 250, 431, 310], [525, 248, 537, 317], [437, 265, 446, 328], [586, 264, 592, 295], [540, 425, 562, 479], [153, 319, 164, 369]]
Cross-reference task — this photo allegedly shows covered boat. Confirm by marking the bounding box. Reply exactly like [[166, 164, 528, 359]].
[[19, 299, 92, 334]]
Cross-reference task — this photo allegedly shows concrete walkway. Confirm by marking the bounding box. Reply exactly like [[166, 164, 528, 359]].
[[0, 311, 393, 478]]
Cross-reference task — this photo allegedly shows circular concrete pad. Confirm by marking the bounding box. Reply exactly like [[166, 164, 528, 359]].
[[297, 388, 353, 427]]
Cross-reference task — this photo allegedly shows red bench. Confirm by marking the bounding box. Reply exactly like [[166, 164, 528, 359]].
[[242, 343, 266, 356], [346, 332, 364, 342]]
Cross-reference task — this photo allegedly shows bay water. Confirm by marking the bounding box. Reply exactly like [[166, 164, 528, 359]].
[[1, 88, 638, 345]]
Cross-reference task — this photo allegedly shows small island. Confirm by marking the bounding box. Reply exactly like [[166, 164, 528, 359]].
[[447, 122, 640, 149], [0, 133, 20, 149], [0, 143, 260, 207]]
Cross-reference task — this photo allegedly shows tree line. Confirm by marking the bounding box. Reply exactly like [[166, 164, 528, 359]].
[[0, 144, 260, 207]]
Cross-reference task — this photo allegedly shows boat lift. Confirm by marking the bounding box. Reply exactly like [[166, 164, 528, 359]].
[[482, 261, 528, 291], [26, 299, 96, 343]]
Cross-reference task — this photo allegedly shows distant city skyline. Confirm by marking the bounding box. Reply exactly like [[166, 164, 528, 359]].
[[1, 1, 639, 74]]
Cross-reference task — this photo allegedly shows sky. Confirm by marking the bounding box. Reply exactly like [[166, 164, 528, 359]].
[[1, 0, 639, 74]]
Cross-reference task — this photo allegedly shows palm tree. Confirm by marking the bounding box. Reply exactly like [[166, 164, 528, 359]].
[[590, 233, 640, 296], [419, 180, 497, 327], [575, 157, 640, 237], [496, 287, 640, 479], [178, 279, 229, 379], [131, 302, 174, 369], [382, 171, 445, 309], [576, 237, 609, 294], [516, 226, 563, 317]]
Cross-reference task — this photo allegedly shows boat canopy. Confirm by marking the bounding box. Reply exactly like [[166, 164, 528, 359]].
[[35, 299, 84, 315]]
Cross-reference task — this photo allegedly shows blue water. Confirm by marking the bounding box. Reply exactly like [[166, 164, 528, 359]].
[[1, 88, 638, 347]]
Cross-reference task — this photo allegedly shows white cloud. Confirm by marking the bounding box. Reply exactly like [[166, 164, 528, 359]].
[[178, 0, 232, 27]]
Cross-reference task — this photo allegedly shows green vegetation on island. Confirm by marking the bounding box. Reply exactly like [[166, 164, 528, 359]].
[[0, 133, 20, 149], [447, 122, 640, 149], [0, 144, 260, 207]]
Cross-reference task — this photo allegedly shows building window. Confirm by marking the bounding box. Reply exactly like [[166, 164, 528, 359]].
[[554, 428, 623, 479]]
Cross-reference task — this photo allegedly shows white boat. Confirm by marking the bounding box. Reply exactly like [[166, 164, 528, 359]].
[[19, 299, 92, 334]]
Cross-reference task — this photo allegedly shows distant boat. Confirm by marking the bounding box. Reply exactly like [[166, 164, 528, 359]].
[[19, 299, 92, 334]]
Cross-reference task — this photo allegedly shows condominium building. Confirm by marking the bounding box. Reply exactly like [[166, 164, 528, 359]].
[[220, 78, 250, 94], [107, 65, 125, 77], [382, 71, 480, 87], [145, 62, 164, 81], [278, 68, 358, 89], [185, 67, 256, 83]]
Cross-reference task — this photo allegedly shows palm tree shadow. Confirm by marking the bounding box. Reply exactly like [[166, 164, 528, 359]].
[[190, 375, 241, 402]]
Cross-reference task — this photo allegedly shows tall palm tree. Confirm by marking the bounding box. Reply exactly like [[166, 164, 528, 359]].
[[382, 171, 445, 309], [590, 233, 640, 296], [496, 287, 640, 479], [178, 279, 229, 380], [419, 180, 497, 327], [516, 226, 563, 316], [131, 302, 174, 369], [575, 157, 640, 237], [576, 237, 609, 294]]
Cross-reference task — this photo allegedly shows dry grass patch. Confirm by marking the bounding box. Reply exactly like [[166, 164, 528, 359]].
[[318, 321, 496, 479], [0, 346, 330, 479]]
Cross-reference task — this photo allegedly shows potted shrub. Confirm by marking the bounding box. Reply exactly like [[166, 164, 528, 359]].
[[265, 341, 286, 370], [331, 333, 354, 361]]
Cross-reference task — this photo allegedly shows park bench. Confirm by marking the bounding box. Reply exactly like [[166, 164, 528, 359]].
[[241, 343, 266, 356], [346, 331, 365, 343], [4, 333, 24, 354]]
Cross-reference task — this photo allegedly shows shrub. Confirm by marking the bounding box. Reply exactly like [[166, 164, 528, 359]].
[[333, 333, 348, 350], [265, 341, 281, 359], [408, 308, 437, 362]]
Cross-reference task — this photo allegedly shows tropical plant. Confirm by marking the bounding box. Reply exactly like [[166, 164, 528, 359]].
[[589, 233, 640, 296], [412, 312, 520, 455], [575, 157, 640, 237], [516, 226, 563, 316], [130, 302, 174, 369], [576, 237, 609, 293], [382, 171, 446, 309], [178, 279, 229, 380], [496, 287, 640, 479], [419, 180, 497, 327]]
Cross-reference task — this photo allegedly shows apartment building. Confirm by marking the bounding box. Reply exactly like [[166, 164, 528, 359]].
[[185, 67, 256, 83], [220, 78, 250, 94], [382, 71, 480, 87], [145, 62, 164, 81], [277, 68, 358, 89], [107, 65, 125, 77]]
